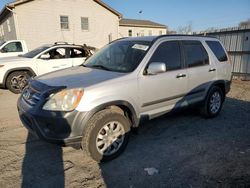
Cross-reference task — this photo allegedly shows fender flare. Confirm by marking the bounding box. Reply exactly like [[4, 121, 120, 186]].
[[72, 100, 139, 137]]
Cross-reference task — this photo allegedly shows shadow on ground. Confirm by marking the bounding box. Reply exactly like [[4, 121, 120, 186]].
[[21, 133, 65, 188], [100, 97, 250, 188], [20, 97, 250, 188]]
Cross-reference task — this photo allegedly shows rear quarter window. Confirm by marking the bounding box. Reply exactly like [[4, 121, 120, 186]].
[[206, 41, 228, 62]]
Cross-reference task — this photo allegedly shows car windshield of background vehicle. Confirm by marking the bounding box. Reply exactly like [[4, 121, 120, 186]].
[[84, 40, 151, 73], [22, 46, 50, 58]]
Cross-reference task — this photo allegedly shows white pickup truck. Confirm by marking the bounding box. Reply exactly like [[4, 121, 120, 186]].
[[0, 40, 29, 58]]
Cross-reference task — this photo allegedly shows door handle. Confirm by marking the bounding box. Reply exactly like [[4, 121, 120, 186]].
[[52, 66, 60, 68], [176, 74, 186, 78], [209, 68, 216, 72]]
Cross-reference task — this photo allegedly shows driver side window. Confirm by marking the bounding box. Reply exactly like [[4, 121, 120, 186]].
[[150, 41, 182, 71], [40, 48, 66, 60]]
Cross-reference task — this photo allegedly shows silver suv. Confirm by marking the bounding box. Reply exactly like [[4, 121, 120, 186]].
[[17, 35, 232, 162]]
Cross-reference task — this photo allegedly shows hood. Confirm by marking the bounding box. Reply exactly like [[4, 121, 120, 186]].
[[0, 56, 30, 64], [36, 66, 126, 88]]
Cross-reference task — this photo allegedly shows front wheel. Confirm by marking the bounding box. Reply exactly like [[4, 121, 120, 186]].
[[6, 71, 31, 94], [81, 109, 131, 162], [200, 86, 224, 118]]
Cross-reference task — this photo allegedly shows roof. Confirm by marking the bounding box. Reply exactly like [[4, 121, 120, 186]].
[[0, 0, 122, 20], [120, 18, 167, 29], [119, 35, 217, 42]]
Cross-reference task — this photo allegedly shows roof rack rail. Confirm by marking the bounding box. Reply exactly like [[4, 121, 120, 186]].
[[54, 42, 68, 45]]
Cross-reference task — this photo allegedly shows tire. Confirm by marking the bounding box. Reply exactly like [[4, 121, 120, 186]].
[[81, 109, 131, 162], [200, 86, 224, 118], [6, 71, 31, 94]]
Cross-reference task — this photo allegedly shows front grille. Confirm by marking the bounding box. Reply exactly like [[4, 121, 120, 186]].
[[22, 84, 42, 106]]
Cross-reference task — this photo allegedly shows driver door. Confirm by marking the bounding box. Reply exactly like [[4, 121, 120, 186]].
[[138, 40, 188, 117], [36, 47, 72, 75]]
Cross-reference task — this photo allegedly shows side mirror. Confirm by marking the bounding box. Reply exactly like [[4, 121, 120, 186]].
[[147, 62, 166, 75], [0, 48, 7, 53], [40, 53, 50, 60]]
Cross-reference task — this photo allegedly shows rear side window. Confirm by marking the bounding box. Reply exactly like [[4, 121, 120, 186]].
[[70, 48, 87, 58], [206, 41, 228, 62], [183, 41, 209, 68], [150, 41, 182, 71]]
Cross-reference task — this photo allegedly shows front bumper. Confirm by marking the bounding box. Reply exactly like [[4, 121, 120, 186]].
[[17, 95, 85, 146]]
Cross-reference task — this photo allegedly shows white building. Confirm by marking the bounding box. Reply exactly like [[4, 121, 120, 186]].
[[119, 18, 167, 37], [0, 0, 167, 50], [0, 0, 122, 49]]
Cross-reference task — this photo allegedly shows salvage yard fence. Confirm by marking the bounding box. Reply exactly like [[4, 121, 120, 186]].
[[201, 26, 250, 79]]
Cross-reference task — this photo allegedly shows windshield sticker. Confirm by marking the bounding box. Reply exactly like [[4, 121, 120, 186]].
[[132, 44, 149, 51]]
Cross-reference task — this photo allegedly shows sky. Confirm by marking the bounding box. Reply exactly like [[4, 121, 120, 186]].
[[0, 0, 250, 32]]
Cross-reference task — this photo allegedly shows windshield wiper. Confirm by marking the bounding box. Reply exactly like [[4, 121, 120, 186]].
[[88, 64, 112, 71]]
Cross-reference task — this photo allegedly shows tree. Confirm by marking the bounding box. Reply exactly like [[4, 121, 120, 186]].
[[177, 22, 192, 34]]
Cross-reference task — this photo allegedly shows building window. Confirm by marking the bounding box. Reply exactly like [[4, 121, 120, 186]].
[[140, 30, 144, 36], [128, 30, 132, 37], [81, 17, 89, 31], [7, 19, 11, 32], [60, 16, 69, 30], [148, 30, 152, 36], [159, 30, 163, 35]]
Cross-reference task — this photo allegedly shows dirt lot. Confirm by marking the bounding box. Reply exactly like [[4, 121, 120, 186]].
[[0, 80, 250, 188]]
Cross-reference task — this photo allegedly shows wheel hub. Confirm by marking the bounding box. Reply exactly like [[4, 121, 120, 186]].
[[10, 75, 29, 91], [209, 91, 221, 114], [96, 121, 125, 156]]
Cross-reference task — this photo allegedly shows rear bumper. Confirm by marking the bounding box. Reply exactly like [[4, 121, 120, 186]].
[[17, 95, 85, 146]]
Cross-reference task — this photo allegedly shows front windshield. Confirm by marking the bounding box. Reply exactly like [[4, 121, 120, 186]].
[[22, 46, 51, 58], [84, 40, 151, 73]]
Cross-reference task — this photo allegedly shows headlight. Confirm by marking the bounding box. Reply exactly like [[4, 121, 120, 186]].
[[43, 88, 84, 111]]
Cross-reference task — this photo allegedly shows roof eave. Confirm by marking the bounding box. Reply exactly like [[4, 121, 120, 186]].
[[2, 0, 123, 19], [8, 0, 34, 7], [0, 6, 13, 23], [119, 24, 167, 29], [93, 0, 122, 18]]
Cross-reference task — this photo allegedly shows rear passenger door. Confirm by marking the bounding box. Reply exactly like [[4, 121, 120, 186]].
[[182, 40, 216, 103], [139, 40, 188, 116]]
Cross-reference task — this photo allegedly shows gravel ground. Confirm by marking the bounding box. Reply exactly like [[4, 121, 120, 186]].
[[0, 80, 249, 188]]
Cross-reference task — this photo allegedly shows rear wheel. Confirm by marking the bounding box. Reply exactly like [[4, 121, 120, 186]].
[[200, 86, 224, 118], [6, 71, 31, 94], [81, 109, 131, 162]]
